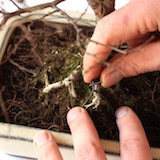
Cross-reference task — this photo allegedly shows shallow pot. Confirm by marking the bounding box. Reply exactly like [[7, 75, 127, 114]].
[[0, 7, 160, 160]]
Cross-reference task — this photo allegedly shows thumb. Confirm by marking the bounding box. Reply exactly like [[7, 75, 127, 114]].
[[101, 41, 160, 87], [83, 0, 160, 83]]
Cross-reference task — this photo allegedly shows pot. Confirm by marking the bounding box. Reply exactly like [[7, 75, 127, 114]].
[[0, 7, 159, 160]]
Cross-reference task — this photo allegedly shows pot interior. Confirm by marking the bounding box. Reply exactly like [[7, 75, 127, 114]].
[[0, 18, 160, 149]]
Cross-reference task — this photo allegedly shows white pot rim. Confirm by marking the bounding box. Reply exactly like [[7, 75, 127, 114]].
[[0, 7, 96, 62], [0, 7, 160, 160]]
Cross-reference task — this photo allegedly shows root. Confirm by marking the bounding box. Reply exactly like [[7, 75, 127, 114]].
[[84, 82, 101, 109], [0, 86, 10, 122], [43, 65, 81, 98]]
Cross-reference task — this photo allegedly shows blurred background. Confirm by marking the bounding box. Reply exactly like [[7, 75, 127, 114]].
[[0, 0, 130, 13]]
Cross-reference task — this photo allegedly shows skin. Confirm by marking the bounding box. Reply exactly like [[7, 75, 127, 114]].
[[83, 0, 160, 87], [34, 0, 159, 159], [34, 107, 152, 160]]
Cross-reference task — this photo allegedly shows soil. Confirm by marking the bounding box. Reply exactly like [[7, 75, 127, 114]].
[[0, 20, 160, 148]]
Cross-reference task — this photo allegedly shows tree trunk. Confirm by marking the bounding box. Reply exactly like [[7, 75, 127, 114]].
[[87, 0, 115, 20]]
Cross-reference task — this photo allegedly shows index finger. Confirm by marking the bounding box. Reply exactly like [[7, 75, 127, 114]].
[[67, 107, 106, 160], [83, 0, 160, 83]]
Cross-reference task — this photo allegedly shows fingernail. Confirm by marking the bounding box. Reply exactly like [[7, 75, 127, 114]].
[[67, 107, 82, 122], [35, 131, 50, 147], [115, 107, 129, 119]]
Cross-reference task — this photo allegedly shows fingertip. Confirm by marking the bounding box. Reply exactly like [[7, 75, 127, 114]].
[[82, 72, 92, 84], [115, 106, 141, 130], [34, 131, 63, 160], [82, 69, 89, 83], [82, 60, 102, 84], [67, 107, 106, 160], [67, 106, 100, 143], [34, 131, 52, 147], [115, 106, 129, 119], [67, 107, 84, 124], [116, 106, 152, 160]]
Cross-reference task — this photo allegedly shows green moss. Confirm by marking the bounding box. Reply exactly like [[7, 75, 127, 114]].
[[44, 45, 82, 82]]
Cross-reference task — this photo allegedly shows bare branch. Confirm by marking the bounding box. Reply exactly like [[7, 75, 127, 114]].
[[54, 6, 82, 47], [90, 39, 127, 54], [10, 0, 21, 10], [2, 0, 65, 24]]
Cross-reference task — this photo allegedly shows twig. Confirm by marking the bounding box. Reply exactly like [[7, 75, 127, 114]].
[[54, 6, 82, 47], [89, 39, 127, 54], [74, 5, 89, 24], [83, 49, 122, 77], [128, 35, 155, 53], [84, 36, 155, 77], [10, 0, 21, 10], [17, 25, 43, 66], [37, 8, 59, 20], [2, 0, 65, 24]]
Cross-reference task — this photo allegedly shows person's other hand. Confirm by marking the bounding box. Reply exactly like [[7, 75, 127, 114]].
[[34, 107, 152, 160], [83, 0, 160, 87]]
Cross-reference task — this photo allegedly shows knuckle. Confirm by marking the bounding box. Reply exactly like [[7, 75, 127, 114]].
[[78, 141, 101, 160], [119, 59, 132, 77], [119, 57, 142, 77], [121, 137, 146, 152]]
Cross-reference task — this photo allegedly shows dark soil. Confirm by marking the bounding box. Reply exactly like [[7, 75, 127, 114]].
[[0, 20, 160, 148]]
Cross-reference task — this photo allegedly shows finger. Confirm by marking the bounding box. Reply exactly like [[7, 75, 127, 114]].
[[101, 41, 160, 87], [83, 0, 160, 83], [34, 131, 63, 160], [127, 33, 151, 47], [67, 107, 106, 160], [116, 107, 152, 160]]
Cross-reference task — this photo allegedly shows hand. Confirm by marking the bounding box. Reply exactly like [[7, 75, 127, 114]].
[[83, 0, 160, 87], [34, 107, 152, 160]]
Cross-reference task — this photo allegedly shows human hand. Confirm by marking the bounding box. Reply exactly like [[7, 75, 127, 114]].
[[34, 107, 152, 160], [83, 0, 160, 87]]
